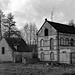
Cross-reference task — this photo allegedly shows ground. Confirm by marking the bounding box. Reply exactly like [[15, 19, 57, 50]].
[[0, 63, 75, 75]]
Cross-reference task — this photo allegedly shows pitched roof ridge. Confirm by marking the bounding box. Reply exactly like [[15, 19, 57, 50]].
[[47, 20, 75, 28]]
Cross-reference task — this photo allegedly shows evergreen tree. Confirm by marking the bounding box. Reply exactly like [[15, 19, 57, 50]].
[[3, 13, 21, 38]]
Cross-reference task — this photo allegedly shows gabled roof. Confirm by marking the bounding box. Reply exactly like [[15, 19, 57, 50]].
[[37, 19, 75, 35], [47, 21, 75, 34], [5, 38, 32, 52]]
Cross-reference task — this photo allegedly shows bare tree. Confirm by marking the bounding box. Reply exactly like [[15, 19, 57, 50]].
[[68, 19, 75, 26], [23, 23, 29, 44], [22, 22, 38, 45]]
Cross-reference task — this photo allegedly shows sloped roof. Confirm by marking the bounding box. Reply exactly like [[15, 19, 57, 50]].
[[5, 38, 32, 52], [37, 19, 75, 35], [47, 21, 75, 34]]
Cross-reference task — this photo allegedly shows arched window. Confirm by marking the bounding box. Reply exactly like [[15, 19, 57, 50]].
[[40, 39, 43, 46], [50, 38, 54, 50], [60, 37, 64, 46], [44, 28, 48, 36], [70, 39, 74, 46], [65, 38, 69, 46], [40, 52, 44, 60], [50, 52, 54, 60]]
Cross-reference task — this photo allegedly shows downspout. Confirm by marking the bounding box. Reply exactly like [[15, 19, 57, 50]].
[[57, 31, 59, 63], [0, 15, 2, 40]]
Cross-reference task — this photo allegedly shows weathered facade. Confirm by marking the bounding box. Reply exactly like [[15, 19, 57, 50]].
[[37, 19, 75, 64], [0, 38, 13, 62], [0, 38, 32, 63]]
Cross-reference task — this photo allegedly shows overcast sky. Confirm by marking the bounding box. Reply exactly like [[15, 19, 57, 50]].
[[1, 0, 75, 29]]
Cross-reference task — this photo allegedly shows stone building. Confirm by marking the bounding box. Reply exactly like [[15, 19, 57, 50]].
[[37, 18, 75, 64], [0, 38, 32, 63]]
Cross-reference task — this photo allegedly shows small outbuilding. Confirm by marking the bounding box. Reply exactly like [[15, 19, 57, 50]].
[[0, 38, 32, 63]]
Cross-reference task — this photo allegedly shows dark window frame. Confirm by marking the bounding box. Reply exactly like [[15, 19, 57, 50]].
[[65, 38, 69, 46], [60, 37, 64, 46], [40, 52, 44, 60], [40, 39, 44, 47], [70, 38, 74, 46], [50, 52, 54, 60], [2, 47, 5, 54], [44, 28, 48, 36], [50, 38, 54, 50]]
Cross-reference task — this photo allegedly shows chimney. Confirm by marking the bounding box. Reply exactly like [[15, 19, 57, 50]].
[[45, 18, 47, 21]]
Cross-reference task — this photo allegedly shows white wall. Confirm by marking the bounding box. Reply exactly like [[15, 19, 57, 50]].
[[38, 50, 57, 61], [37, 21, 58, 61], [59, 49, 71, 64], [0, 38, 13, 62]]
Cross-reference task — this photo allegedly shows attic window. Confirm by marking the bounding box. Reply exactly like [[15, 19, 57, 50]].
[[14, 44, 20, 50], [44, 28, 48, 36], [14, 46, 17, 50]]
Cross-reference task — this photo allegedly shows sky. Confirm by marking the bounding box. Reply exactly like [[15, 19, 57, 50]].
[[0, 0, 75, 29]]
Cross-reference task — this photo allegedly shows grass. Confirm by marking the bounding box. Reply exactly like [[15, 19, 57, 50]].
[[0, 63, 75, 75]]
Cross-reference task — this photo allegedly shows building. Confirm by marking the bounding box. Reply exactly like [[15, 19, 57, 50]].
[[0, 38, 32, 63], [28, 45, 38, 58], [37, 18, 75, 64]]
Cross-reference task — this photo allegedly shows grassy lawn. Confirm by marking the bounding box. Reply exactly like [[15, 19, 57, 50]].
[[0, 63, 75, 75]]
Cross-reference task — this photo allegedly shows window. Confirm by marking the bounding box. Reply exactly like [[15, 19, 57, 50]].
[[70, 39, 74, 46], [2, 47, 5, 54], [14, 46, 17, 49], [40, 52, 44, 60], [50, 52, 54, 60], [65, 38, 69, 46], [44, 28, 48, 36], [50, 38, 54, 50], [40, 39, 43, 46], [60, 37, 64, 45]]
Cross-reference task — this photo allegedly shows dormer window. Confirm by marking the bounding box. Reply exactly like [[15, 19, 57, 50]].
[[14, 46, 17, 50], [14, 44, 20, 50], [44, 28, 48, 36]]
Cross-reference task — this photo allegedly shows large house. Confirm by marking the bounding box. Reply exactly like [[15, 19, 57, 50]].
[[37, 18, 75, 64], [0, 38, 32, 63]]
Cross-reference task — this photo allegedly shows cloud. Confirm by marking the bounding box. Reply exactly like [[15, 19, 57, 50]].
[[54, 12, 65, 23], [4, 0, 66, 29], [0, 0, 9, 11], [1, 0, 75, 29], [4, 0, 39, 29]]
